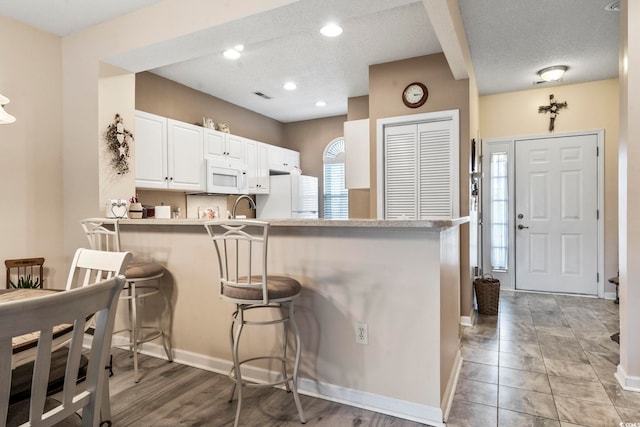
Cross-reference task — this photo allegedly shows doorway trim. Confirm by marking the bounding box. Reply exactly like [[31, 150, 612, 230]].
[[481, 129, 605, 297]]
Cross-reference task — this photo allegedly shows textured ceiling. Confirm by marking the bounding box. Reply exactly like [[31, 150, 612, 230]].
[[0, 0, 622, 121], [137, 0, 440, 122], [0, 0, 163, 36], [459, 0, 620, 95]]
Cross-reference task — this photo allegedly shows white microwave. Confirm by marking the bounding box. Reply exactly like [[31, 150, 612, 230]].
[[206, 158, 248, 195]]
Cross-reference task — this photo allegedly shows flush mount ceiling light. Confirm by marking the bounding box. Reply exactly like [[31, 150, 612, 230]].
[[223, 48, 241, 60], [283, 82, 297, 91], [538, 65, 568, 82], [315, 100, 327, 107], [0, 94, 16, 124], [320, 23, 343, 37]]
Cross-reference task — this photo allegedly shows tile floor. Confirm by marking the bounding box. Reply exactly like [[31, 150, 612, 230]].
[[447, 290, 640, 427]]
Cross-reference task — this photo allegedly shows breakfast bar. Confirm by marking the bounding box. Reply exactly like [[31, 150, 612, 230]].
[[117, 218, 468, 426]]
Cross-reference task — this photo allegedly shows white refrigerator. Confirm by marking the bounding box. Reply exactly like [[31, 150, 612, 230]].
[[256, 174, 319, 219]]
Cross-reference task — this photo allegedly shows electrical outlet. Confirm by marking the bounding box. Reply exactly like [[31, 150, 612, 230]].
[[355, 322, 368, 345]]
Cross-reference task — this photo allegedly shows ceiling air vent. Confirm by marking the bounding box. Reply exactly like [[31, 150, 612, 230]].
[[253, 91, 272, 100]]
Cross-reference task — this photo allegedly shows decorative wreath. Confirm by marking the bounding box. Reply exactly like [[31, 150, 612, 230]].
[[105, 114, 133, 175]]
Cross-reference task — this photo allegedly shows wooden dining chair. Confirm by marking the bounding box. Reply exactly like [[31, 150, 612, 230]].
[[0, 275, 126, 427], [5, 257, 45, 289], [10, 249, 131, 372], [64, 248, 132, 424], [65, 248, 132, 291]]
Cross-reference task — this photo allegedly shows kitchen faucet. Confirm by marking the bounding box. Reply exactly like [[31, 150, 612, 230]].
[[231, 194, 256, 219]]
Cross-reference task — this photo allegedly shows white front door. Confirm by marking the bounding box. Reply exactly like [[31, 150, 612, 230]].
[[514, 134, 598, 294]]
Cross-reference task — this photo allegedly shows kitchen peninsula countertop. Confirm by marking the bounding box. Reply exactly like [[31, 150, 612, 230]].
[[117, 214, 466, 425], [120, 216, 469, 229]]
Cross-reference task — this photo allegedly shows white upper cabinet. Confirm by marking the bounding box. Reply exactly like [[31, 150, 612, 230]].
[[167, 119, 205, 191], [204, 128, 244, 163], [344, 118, 370, 189], [135, 111, 300, 194], [135, 111, 204, 191], [135, 111, 167, 190], [245, 138, 270, 194], [268, 145, 300, 174]]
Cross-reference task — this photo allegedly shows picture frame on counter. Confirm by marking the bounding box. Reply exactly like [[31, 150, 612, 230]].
[[198, 206, 220, 220]]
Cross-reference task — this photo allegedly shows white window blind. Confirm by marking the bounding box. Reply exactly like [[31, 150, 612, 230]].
[[490, 152, 509, 270], [323, 138, 348, 219]]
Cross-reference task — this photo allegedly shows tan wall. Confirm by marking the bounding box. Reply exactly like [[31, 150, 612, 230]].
[[347, 95, 369, 121], [283, 115, 347, 178], [0, 16, 67, 289], [282, 115, 347, 216], [99, 63, 137, 211], [480, 79, 619, 293], [368, 53, 472, 317], [136, 72, 284, 146]]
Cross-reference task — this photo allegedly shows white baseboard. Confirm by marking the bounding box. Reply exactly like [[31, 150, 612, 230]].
[[441, 350, 462, 422], [460, 309, 476, 327], [109, 336, 445, 426], [604, 292, 617, 301], [616, 364, 640, 392], [298, 377, 444, 426]]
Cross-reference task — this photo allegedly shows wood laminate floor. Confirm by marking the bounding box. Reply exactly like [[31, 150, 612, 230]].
[[105, 349, 428, 426]]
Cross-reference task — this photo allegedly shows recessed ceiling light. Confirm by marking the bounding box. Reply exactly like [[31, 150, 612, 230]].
[[283, 82, 297, 91], [234, 44, 244, 52], [538, 65, 568, 82], [223, 48, 241, 60], [320, 23, 343, 37], [315, 101, 327, 107]]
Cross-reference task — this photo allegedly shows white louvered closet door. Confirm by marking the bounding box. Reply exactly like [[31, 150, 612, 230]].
[[384, 124, 418, 219], [417, 120, 455, 218], [383, 116, 457, 219]]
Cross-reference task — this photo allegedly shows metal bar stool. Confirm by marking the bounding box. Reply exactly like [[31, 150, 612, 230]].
[[80, 218, 173, 383], [204, 220, 305, 427]]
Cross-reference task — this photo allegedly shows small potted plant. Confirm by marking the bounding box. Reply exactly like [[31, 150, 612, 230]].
[[9, 274, 42, 289]]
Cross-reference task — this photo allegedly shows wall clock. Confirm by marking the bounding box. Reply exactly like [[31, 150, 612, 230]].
[[402, 82, 428, 108]]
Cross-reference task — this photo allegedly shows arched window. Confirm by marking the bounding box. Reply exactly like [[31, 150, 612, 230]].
[[323, 138, 348, 219]]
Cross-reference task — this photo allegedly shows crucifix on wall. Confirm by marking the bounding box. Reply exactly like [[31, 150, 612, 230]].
[[538, 94, 567, 132]]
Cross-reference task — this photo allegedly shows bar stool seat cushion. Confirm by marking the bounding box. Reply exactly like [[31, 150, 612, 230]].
[[125, 261, 164, 279], [224, 275, 301, 301]]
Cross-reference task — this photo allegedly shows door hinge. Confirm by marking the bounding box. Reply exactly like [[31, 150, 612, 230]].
[[597, 146, 599, 156], [597, 272, 600, 282], [597, 209, 600, 220]]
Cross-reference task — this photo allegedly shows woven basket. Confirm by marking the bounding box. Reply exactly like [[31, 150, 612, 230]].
[[474, 275, 500, 315]]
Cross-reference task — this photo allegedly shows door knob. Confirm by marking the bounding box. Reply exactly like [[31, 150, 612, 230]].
[[518, 224, 529, 230]]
